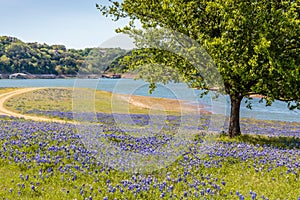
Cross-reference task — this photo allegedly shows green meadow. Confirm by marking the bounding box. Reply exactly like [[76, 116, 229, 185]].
[[0, 88, 299, 199]]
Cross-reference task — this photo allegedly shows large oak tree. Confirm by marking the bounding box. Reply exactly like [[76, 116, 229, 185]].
[[98, 0, 300, 137]]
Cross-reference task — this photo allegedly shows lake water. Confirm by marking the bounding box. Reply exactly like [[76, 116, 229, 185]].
[[0, 78, 299, 122]]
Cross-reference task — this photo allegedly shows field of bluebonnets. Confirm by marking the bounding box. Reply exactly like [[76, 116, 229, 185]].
[[0, 88, 300, 199]]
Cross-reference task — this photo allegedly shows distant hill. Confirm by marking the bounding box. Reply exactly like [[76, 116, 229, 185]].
[[0, 36, 128, 75]]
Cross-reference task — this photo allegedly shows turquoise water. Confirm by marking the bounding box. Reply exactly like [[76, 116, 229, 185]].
[[0, 78, 299, 122]]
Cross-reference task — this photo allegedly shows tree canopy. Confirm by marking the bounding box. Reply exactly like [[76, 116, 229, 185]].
[[0, 36, 127, 75], [98, 0, 300, 137]]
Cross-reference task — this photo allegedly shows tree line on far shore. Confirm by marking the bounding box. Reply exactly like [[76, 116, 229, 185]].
[[0, 36, 128, 75]]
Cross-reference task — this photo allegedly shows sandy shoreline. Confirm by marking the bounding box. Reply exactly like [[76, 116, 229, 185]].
[[115, 93, 211, 114], [249, 94, 266, 99]]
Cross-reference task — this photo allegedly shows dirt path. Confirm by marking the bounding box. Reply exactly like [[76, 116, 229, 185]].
[[0, 87, 69, 123]]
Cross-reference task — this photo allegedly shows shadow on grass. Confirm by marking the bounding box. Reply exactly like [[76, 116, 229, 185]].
[[217, 133, 300, 149]]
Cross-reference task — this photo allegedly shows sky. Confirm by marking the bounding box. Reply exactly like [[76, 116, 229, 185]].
[[0, 0, 133, 49]]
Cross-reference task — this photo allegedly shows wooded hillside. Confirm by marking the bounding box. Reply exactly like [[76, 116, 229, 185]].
[[0, 36, 127, 75]]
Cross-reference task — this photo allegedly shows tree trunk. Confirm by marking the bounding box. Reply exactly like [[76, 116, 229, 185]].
[[228, 94, 243, 137]]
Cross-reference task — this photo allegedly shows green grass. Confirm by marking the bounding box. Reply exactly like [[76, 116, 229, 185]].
[[4, 88, 182, 117], [0, 121, 299, 200], [217, 133, 300, 149], [1, 88, 299, 199], [0, 145, 298, 199], [0, 88, 17, 95]]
